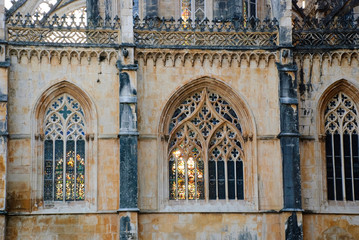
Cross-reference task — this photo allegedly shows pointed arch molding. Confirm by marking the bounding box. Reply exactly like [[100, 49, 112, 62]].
[[315, 79, 359, 213], [33, 80, 97, 135], [159, 77, 256, 140], [317, 79, 359, 136], [157, 77, 258, 212], [31, 80, 98, 213]]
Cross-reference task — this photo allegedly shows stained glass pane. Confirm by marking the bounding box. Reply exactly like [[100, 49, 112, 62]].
[[177, 157, 186, 199], [181, 0, 191, 21], [197, 159, 204, 199], [168, 89, 244, 201], [66, 140, 75, 201], [76, 140, 85, 200], [169, 125, 204, 200], [44, 93, 86, 202], [169, 156, 176, 199], [44, 140, 53, 201], [54, 140, 64, 201]]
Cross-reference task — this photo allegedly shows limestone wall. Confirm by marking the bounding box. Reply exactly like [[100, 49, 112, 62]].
[[298, 51, 359, 239], [303, 214, 359, 240], [136, 49, 283, 212], [139, 213, 285, 240], [6, 214, 119, 240], [7, 47, 120, 213], [296, 51, 359, 212]]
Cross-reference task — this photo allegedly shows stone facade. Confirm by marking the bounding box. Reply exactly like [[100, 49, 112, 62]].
[[0, 0, 359, 239]]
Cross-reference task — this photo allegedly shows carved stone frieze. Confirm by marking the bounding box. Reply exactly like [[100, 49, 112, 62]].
[[135, 49, 278, 67], [8, 46, 119, 64], [294, 50, 359, 67]]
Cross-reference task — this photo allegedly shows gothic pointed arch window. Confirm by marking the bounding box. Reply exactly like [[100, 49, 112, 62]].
[[168, 88, 244, 200], [180, 0, 257, 21], [43, 93, 86, 202], [325, 92, 359, 201]]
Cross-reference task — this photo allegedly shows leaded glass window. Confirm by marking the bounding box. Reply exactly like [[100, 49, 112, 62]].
[[325, 92, 359, 201], [181, 0, 206, 21], [243, 0, 256, 22], [44, 94, 86, 202], [168, 89, 244, 200]]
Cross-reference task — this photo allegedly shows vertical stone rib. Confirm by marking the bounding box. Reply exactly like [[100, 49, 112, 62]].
[[277, 63, 303, 240], [277, 63, 301, 210], [119, 72, 139, 210]]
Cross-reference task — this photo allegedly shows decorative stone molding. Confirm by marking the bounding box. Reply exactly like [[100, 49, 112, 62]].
[[135, 49, 278, 67], [8, 46, 118, 64], [134, 16, 279, 49], [294, 50, 359, 67], [293, 17, 359, 49], [6, 13, 120, 47]]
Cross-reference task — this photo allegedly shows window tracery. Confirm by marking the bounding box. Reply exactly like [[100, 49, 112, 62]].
[[325, 92, 359, 201], [44, 93, 86, 202], [168, 89, 244, 200]]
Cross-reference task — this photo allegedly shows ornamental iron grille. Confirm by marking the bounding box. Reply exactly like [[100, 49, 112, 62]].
[[44, 93, 86, 202], [6, 13, 120, 46], [168, 89, 244, 200], [134, 16, 278, 48], [325, 92, 359, 201]]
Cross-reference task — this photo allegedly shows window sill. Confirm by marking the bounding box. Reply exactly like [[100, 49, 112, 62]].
[[30, 201, 96, 214], [160, 199, 257, 212], [315, 201, 359, 214]]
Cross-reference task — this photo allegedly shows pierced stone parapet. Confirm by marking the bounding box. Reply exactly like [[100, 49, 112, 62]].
[[293, 17, 359, 49], [6, 13, 120, 47], [134, 16, 279, 49]]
